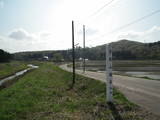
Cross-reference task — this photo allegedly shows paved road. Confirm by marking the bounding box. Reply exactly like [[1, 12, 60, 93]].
[[60, 64, 160, 116]]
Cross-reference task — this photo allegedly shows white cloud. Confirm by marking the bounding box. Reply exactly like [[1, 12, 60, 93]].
[[0, 35, 50, 53], [0, 28, 63, 53], [0, 0, 4, 8], [39, 32, 52, 39], [1, 26, 160, 53], [8, 28, 36, 40], [117, 26, 160, 43]]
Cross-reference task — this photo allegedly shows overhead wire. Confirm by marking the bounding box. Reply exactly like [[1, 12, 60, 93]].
[[110, 9, 160, 34], [75, 0, 116, 24], [89, 0, 115, 17], [88, 9, 160, 41], [75, 0, 117, 47]]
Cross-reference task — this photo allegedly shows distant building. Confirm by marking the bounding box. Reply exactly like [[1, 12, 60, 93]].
[[79, 58, 82, 61], [43, 56, 49, 60], [78, 58, 88, 61], [85, 59, 89, 61]]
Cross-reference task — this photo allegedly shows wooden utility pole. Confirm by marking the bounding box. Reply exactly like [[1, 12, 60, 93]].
[[106, 44, 113, 102], [72, 21, 75, 87], [83, 25, 86, 73]]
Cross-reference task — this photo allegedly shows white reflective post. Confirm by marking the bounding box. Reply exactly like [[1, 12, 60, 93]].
[[106, 44, 113, 102]]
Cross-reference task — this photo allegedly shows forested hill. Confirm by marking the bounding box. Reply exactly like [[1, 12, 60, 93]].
[[93, 39, 160, 60], [0, 49, 12, 62], [13, 40, 160, 61]]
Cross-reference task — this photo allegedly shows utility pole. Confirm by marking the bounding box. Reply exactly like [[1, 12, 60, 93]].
[[72, 21, 75, 87], [106, 44, 113, 103], [83, 25, 86, 73]]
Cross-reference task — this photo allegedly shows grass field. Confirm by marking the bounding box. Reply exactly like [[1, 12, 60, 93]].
[[0, 62, 154, 120], [0, 61, 28, 79]]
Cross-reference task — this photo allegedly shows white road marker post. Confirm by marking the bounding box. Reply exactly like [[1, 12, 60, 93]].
[[106, 44, 113, 103]]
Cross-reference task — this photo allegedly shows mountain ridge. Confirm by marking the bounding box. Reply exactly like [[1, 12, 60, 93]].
[[13, 39, 160, 60]]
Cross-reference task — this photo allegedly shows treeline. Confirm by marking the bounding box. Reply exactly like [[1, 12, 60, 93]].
[[0, 49, 12, 62], [13, 40, 160, 61]]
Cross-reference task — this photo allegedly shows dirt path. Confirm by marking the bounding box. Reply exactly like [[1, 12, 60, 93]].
[[60, 64, 160, 116]]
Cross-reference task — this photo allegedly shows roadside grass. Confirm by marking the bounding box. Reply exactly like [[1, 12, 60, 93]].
[[0, 62, 150, 120], [0, 61, 28, 79]]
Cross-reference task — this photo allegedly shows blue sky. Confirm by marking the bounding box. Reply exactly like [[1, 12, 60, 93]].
[[0, 0, 160, 52]]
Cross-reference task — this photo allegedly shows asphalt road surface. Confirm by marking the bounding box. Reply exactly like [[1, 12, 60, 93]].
[[60, 64, 160, 116]]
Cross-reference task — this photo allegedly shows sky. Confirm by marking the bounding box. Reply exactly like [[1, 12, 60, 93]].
[[0, 0, 160, 53]]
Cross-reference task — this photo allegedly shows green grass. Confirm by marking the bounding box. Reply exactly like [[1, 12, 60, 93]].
[[0, 61, 28, 79], [0, 62, 148, 120]]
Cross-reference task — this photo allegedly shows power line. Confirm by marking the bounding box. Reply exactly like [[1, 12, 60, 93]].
[[90, 0, 115, 17], [76, 0, 116, 24], [89, 9, 160, 41], [110, 9, 160, 34]]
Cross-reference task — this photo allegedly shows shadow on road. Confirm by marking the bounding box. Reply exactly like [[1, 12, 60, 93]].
[[108, 102, 123, 120]]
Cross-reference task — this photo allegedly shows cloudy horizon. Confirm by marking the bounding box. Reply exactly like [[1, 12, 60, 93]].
[[0, 0, 160, 53]]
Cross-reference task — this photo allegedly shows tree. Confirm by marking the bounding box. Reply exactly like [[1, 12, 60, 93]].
[[0, 49, 12, 62], [53, 53, 63, 62]]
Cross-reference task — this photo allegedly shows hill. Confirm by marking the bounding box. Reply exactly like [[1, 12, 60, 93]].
[[13, 39, 160, 60], [111, 39, 160, 59], [0, 49, 12, 62]]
